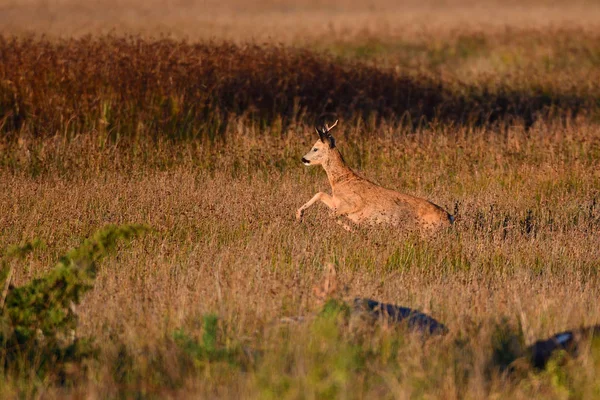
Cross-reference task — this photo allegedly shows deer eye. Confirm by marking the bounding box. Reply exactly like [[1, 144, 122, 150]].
[[313, 148, 318, 152]]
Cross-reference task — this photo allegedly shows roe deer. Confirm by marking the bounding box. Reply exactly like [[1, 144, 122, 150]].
[[296, 120, 454, 232]]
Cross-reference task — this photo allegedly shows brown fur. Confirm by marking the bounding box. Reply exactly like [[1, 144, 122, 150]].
[[296, 121, 453, 233]]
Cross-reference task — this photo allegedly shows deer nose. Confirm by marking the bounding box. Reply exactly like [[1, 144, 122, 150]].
[[301, 157, 310, 165]]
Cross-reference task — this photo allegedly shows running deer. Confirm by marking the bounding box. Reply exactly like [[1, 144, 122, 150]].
[[296, 120, 454, 232]]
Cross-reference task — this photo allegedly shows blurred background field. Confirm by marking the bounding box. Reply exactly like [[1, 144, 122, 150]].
[[1, 1, 600, 398], [2, 0, 600, 43]]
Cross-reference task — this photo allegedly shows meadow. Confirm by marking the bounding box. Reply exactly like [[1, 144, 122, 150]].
[[1, 1, 600, 398]]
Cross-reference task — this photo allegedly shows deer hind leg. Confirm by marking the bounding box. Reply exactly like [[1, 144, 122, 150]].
[[296, 192, 336, 221]]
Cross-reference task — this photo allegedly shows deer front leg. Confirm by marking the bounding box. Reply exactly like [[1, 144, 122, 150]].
[[296, 192, 336, 221]]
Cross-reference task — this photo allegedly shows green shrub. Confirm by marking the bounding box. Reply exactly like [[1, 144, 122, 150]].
[[173, 314, 245, 369], [0, 224, 147, 380]]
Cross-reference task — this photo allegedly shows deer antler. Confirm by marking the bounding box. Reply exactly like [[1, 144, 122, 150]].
[[316, 119, 339, 135], [324, 119, 338, 133]]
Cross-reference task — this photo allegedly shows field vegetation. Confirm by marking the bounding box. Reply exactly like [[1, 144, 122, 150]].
[[1, 0, 600, 398]]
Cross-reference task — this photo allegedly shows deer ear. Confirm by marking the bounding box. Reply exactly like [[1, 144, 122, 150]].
[[316, 127, 327, 143], [326, 134, 336, 148], [324, 119, 338, 148]]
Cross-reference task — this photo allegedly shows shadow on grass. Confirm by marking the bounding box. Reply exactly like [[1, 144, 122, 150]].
[[0, 36, 597, 139]]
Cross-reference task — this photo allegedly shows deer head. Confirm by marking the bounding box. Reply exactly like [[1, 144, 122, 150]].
[[301, 119, 338, 166]]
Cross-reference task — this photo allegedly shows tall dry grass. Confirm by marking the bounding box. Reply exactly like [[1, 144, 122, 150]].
[[1, 2, 600, 397], [1, 118, 599, 397]]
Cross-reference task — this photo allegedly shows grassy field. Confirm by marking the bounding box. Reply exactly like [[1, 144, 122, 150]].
[[1, 1, 600, 398]]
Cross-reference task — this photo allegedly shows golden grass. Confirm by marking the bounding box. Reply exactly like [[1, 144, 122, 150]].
[[1, 120, 599, 397], [1, 2, 600, 397]]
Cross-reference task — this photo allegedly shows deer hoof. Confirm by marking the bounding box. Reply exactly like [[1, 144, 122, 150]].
[[296, 209, 304, 221]]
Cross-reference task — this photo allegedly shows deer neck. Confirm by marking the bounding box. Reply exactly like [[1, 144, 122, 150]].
[[322, 149, 357, 189]]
